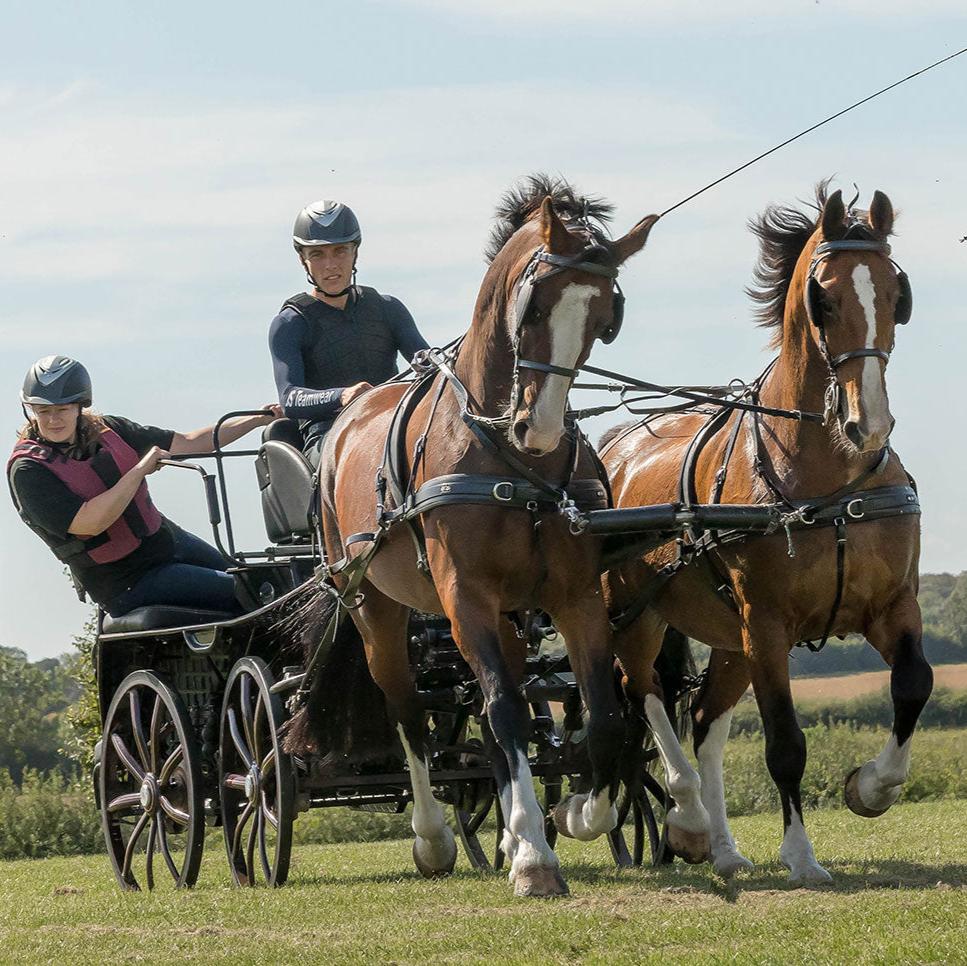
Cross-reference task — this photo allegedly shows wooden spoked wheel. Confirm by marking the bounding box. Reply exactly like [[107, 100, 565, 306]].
[[219, 657, 295, 887], [99, 671, 204, 891]]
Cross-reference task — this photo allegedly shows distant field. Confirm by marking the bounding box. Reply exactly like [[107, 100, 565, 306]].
[[792, 662, 967, 702], [1, 801, 964, 964]]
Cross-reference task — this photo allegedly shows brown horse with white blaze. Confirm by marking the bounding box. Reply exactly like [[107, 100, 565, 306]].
[[295, 176, 658, 897], [600, 184, 930, 884]]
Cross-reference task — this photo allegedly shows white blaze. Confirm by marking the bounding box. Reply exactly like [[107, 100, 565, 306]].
[[525, 283, 598, 450], [850, 264, 890, 436]]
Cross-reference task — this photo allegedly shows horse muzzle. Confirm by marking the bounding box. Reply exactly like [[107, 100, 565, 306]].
[[512, 416, 563, 457]]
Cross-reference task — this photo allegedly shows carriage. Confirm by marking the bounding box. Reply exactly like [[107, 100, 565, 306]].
[[90, 410, 713, 891]]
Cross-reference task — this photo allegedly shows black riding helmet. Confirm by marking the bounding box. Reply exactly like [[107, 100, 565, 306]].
[[20, 355, 92, 407], [292, 200, 362, 250]]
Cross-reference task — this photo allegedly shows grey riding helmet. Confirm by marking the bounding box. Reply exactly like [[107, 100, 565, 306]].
[[20, 356, 93, 407], [292, 201, 362, 251]]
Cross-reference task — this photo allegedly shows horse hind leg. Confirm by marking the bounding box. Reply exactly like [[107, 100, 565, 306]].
[[845, 595, 933, 817], [615, 613, 711, 864], [692, 646, 754, 878], [548, 591, 625, 844], [353, 586, 456, 878]]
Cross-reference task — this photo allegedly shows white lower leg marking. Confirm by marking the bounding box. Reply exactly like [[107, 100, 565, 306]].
[[507, 749, 558, 875], [780, 809, 831, 884], [644, 693, 709, 835], [397, 725, 455, 869], [696, 710, 752, 875], [557, 787, 618, 841], [857, 734, 911, 810], [497, 780, 518, 863]]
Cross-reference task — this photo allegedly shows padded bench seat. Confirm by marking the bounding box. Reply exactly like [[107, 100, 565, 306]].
[[101, 605, 238, 635]]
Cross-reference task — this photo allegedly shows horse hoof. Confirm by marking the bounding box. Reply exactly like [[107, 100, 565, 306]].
[[552, 794, 579, 839], [666, 824, 711, 865], [412, 835, 457, 879], [712, 850, 754, 879], [788, 863, 833, 886], [844, 766, 898, 818], [513, 865, 569, 899]]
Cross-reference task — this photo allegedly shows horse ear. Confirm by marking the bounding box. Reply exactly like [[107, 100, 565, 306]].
[[540, 196, 572, 252], [869, 190, 894, 237], [821, 189, 846, 240], [613, 214, 660, 265]]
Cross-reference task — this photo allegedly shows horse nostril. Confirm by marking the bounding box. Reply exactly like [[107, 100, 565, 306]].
[[513, 420, 529, 446], [843, 420, 863, 446]]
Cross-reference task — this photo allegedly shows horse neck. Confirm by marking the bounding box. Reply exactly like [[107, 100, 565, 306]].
[[755, 308, 870, 496], [453, 297, 515, 417]]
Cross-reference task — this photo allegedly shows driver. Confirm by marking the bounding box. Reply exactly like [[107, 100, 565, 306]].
[[7, 356, 281, 617], [268, 200, 429, 466]]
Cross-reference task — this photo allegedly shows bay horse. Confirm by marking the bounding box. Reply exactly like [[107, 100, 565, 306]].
[[599, 184, 930, 884], [289, 175, 658, 897]]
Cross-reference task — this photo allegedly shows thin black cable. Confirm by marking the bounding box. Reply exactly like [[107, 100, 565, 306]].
[[659, 44, 967, 219]]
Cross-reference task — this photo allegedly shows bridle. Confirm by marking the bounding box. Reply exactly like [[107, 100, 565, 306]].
[[803, 227, 913, 421], [508, 237, 623, 424]]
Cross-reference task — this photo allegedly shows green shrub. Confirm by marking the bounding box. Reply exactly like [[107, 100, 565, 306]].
[[720, 725, 967, 817], [0, 770, 101, 860]]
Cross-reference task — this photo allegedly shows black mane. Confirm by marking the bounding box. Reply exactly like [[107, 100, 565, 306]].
[[485, 173, 614, 263], [746, 179, 831, 341]]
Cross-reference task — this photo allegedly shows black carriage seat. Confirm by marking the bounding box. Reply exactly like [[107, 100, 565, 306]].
[[255, 419, 315, 545], [100, 605, 238, 635]]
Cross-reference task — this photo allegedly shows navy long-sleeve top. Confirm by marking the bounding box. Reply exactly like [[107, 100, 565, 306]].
[[268, 286, 429, 443]]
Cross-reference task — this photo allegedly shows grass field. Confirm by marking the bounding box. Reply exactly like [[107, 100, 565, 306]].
[[792, 663, 967, 702], [3, 800, 965, 965]]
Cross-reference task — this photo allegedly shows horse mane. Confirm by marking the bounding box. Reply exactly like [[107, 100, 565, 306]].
[[485, 172, 614, 263], [746, 179, 833, 346]]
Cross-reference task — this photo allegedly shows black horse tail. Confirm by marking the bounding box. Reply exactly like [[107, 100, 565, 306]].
[[655, 626, 698, 740], [279, 588, 399, 771]]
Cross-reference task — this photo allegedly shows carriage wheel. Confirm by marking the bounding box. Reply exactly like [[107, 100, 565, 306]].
[[99, 671, 205, 892], [219, 657, 295, 887]]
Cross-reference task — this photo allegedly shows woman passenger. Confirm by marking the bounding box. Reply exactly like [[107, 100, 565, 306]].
[[7, 355, 280, 618]]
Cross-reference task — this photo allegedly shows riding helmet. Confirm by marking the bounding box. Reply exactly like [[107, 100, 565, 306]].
[[292, 201, 362, 251], [20, 356, 93, 407]]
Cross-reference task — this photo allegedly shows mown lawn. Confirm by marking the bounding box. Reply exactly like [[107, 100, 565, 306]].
[[2, 800, 965, 964]]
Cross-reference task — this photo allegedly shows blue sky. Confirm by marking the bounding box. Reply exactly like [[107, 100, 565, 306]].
[[2, 1, 966, 659]]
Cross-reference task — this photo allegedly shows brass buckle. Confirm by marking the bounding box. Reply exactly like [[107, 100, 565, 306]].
[[492, 481, 515, 502]]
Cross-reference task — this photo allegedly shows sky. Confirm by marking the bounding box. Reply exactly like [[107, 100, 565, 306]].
[[2, 1, 965, 660]]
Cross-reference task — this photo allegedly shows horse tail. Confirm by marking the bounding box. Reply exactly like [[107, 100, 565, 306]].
[[280, 588, 399, 771], [655, 626, 697, 740]]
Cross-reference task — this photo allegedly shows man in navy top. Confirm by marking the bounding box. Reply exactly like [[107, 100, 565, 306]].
[[268, 200, 429, 465]]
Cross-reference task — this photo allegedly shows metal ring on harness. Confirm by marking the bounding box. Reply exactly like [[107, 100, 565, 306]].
[[493, 481, 515, 502], [846, 497, 866, 520]]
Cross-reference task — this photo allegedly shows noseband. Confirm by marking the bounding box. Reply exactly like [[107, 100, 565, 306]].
[[509, 243, 622, 424]]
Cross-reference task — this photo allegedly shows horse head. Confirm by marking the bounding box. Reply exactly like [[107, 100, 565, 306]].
[[794, 187, 911, 453], [482, 182, 657, 457]]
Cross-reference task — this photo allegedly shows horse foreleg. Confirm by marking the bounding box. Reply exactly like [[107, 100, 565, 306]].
[[549, 591, 625, 843], [448, 595, 566, 898], [845, 593, 933, 817], [692, 648, 754, 878], [353, 588, 456, 878], [613, 612, 710, 863], [745, 618, 831, 885]]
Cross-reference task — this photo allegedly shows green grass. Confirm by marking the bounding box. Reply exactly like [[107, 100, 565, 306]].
[[2, 800, 965, 965]]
